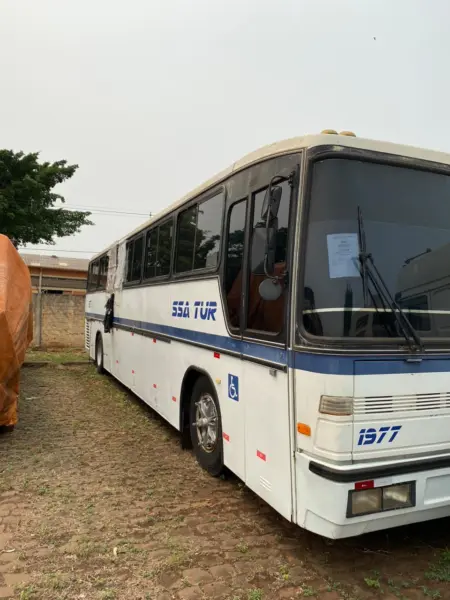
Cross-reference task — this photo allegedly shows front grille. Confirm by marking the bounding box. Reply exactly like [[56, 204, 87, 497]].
[[354, 392, 450, 414]]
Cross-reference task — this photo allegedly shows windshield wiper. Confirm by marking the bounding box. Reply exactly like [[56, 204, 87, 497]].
[[357, 207, 424, 353]]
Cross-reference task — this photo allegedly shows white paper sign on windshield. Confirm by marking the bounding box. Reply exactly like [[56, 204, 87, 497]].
[[327, 233, 360, 279]]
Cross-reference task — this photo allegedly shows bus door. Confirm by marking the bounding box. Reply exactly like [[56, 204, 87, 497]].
[[239, 157, 298, 521]]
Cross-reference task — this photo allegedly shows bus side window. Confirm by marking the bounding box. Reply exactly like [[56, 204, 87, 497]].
[[176, 206, 197, 273], [247, 180, 291, 334], [89, 260, 100, 290], [176, 191, 224, 274], [156, 220, 173, 277], [131, 236, 143, 282], [99, 255, 109, 290], [224, 199, 247, 329], [126, 236, 144, 283], [144, 229, 157, 279]]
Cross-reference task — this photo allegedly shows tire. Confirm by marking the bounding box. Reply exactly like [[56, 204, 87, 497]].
[[95, 335, 105, 374], [189, 376, 224, 477]]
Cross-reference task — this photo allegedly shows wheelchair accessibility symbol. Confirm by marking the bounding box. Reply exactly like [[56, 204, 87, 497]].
[[228, 374, 239, 402]]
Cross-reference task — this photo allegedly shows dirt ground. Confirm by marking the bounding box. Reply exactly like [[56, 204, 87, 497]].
[[0, 357, 449, 600]]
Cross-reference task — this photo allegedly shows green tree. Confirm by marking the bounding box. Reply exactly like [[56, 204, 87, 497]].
[[0, 149, 92, 247]]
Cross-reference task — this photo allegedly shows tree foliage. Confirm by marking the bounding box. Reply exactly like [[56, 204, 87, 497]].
[[0, 149, 92, 246]]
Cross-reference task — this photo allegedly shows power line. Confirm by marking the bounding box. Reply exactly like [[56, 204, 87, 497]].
[[54, 204, 151, 217], [21, 248, 99, 254]]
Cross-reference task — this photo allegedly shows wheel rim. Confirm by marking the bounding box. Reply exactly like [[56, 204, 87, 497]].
[[193, 393, 218, 453], [96, 342, 102, 366]]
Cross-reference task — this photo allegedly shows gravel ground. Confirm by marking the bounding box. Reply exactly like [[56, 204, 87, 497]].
[[0, 359, 448, 600]]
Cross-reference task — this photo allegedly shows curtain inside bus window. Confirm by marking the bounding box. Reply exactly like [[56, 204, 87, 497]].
[[246, 180, 291, 333], [225, 200, 247, 329]]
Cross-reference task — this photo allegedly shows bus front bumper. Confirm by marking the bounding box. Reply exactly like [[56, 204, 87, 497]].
[[295, 452, 450, 538]]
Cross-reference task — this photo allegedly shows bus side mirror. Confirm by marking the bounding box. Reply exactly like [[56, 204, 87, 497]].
[[259, 278, 282, 301], [251, 224, 276, 275], [261, 185, 282, 221]]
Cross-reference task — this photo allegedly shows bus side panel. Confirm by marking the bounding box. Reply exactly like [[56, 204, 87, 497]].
[[110, 279, 246, 480], [242, 363, 292, 521]]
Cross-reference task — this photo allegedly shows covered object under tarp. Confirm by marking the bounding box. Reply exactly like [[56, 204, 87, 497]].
[[0, 235, 33, 428]]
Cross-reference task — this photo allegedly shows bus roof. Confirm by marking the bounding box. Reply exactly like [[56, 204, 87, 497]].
[[91, 132, 450, 261]]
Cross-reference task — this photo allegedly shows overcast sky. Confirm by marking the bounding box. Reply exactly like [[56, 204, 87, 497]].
[[1, 0, 448, 258]]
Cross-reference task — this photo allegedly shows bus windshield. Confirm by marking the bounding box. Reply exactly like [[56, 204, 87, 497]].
[[302, 157, 450, 340]]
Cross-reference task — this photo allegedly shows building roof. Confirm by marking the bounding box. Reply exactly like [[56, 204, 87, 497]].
[[92, 132, 450, 260], [20, 253, 89, 272]]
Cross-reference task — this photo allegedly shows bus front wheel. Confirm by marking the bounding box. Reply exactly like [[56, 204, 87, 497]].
[[189, 376, 224, 477]]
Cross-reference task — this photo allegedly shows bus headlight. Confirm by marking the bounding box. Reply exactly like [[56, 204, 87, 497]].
[[348, 482, 415, 517], [382, 483, 414, 510], [319, 395, 353, 416], [350, 488, 382, 516]]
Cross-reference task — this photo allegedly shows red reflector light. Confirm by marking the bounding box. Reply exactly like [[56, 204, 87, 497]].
[[355, 480, 374, 490], [256, 450, 266, 462], [214, 352, 220, 359]]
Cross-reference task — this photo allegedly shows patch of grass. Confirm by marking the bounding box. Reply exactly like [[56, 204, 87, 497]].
[[422, 588, 441, 599], [19, 587, 37, 600], [100, 591, 116, 600], [46, 572, 68, 591], [247, 590, 262, 600], [236, 541, 249, 554], [26, 348, 88, 364], [77, 539, 108, 559], [279, 564, 289, 581], [426, 549, 450, 582], [364, 570, 381, 589], [387, 578, 400, 595], [302, 587, 316, 597]]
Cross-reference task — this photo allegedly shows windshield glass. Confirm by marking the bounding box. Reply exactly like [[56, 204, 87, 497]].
[[302, 157, 450, 340]]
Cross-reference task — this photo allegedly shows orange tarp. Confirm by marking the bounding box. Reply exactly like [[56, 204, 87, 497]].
[[0, 235, 33, 427]]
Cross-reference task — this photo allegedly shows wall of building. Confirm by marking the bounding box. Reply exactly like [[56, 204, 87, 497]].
[[32, 293, 86, 348], [29, 267, 87, 295]]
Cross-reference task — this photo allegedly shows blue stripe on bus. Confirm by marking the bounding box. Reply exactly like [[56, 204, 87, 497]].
[[86, 312, 450, 375]]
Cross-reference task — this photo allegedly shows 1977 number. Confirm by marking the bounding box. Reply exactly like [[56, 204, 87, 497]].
[[357, 425, 402, 446]]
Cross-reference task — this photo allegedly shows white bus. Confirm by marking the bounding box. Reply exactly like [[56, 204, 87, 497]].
[[85, 131, 450, 539]]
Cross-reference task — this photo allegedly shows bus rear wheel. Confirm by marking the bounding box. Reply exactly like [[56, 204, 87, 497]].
[[189, 376, 224, 477], [95, 335, 105, 374]]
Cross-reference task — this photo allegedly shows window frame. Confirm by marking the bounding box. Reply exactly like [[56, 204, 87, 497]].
[[142, 217, 174, 283], [174, 186, 226, 279]]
